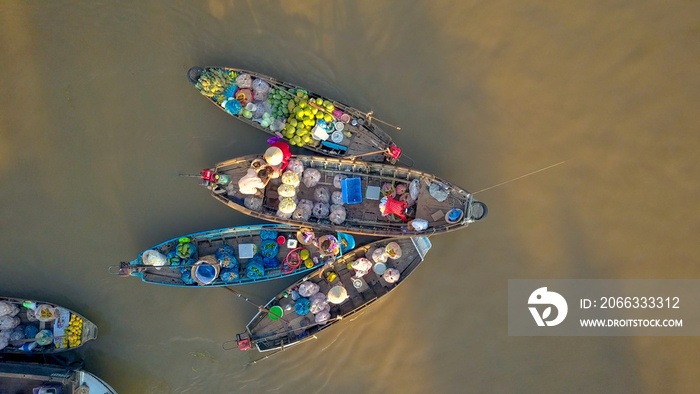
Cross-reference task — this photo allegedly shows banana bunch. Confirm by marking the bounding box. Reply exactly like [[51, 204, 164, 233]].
[[195, 69, 234, 98], [62, 314, 83, 348]]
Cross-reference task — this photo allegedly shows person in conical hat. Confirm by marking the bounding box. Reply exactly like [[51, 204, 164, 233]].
[[264, 141, 291, 172]]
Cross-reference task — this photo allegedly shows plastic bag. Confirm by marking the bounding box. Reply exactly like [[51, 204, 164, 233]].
[[315, 310, 331, 324], [235, 73, 252, 88], [408, 219, 429, 231], [312, 202, 330, 218], [409, 179, 420, 200], [371, 247, 389, 263], [260, 240, 279, 258], [0, 302, 19, 317], [252, 78, 270, 96], [298, 199, 314, 211], [287, 159, 304, 175], [181, 269, 196, 285], [428, 182, 449, 202], [298, 281, 320, 297], [309, 292, 328, 314], [295, 297, 311, 315], [314, 187, 330, 203], [333, 174, 347, 189], [246, 259, 265, 278], [276, 209, 293, 219], [263, 257, 280, 269], [219, 268, 238, 283], [142, 250, 167, 268], [385, 242, 402, 259], [302, 168, 321, 188], [278, 184, 296, 198], [383, 268, 400, 283], [0, 331, 10, 351], [252, 101, 272, 121], [9, 328, 23, 342], [331, 191, 344, 205], [224, 99, 242, 115], [244, 196, 263, 211], [351, 258, 372, 277], [218, 252, 239, 270], [381, 182, 395, 197], [281, 171, 300, 187], [0, 315, 20, 330], [329, 204, 346, 225], [278, 197, 297, 214], [292, 205, 312, 221]]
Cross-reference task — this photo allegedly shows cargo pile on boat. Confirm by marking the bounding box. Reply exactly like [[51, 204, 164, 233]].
[[194, 69, 354, 149], [0, 297, 97, 354]]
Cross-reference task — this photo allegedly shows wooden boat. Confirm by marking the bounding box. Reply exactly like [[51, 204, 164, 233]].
[[200, 155, 487, 237], [0, 297, 97, 354], [113, 224, 357, 287], [0, 360, 116, 393], [232, 237, 432, 352], [187, 66, 402, 164]]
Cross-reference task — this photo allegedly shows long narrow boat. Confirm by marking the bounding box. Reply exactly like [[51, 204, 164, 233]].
[[114, 224, 357, 287], [0, 297, 97, 354], [200, 155, 487, 237], [233, 237, 431, 352], [187, 66, 402, 163], [0, 361, 116, 393]]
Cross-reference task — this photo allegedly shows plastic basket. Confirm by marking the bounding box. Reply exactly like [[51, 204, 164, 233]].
[[341, 178, 363, 204]]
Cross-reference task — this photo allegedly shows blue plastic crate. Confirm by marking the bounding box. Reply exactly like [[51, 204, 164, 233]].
[[341, 177, 363, 204]]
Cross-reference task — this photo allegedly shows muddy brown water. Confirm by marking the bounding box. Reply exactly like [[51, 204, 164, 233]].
[[1, 1, 698, 392]]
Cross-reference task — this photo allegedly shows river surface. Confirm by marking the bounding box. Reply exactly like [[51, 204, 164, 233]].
[[1, 1, 698, 392]]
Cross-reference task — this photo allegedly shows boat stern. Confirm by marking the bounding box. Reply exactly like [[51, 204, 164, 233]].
[[466, 195, 488, 223], [236, 333, 251, 350]]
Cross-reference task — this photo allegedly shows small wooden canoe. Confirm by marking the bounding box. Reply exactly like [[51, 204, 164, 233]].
[[201, 155, 487, 237], [115, 224, 358, 287], [188, 66, 401, 163], [233, 237, 432, 352], [0, 297, 97, 354], [0, 361, 116, 393]]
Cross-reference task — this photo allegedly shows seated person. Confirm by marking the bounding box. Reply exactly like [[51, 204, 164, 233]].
[[238, 166, 274, 196]]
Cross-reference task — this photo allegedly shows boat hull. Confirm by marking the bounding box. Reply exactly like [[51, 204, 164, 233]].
[[0, 361, 116, 394], [205, 155, 487, 237], [188, 66, 398, 163], [242, 236, 432, 352], [120, 223, 359, 287], [0, 297, 97, 354]]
